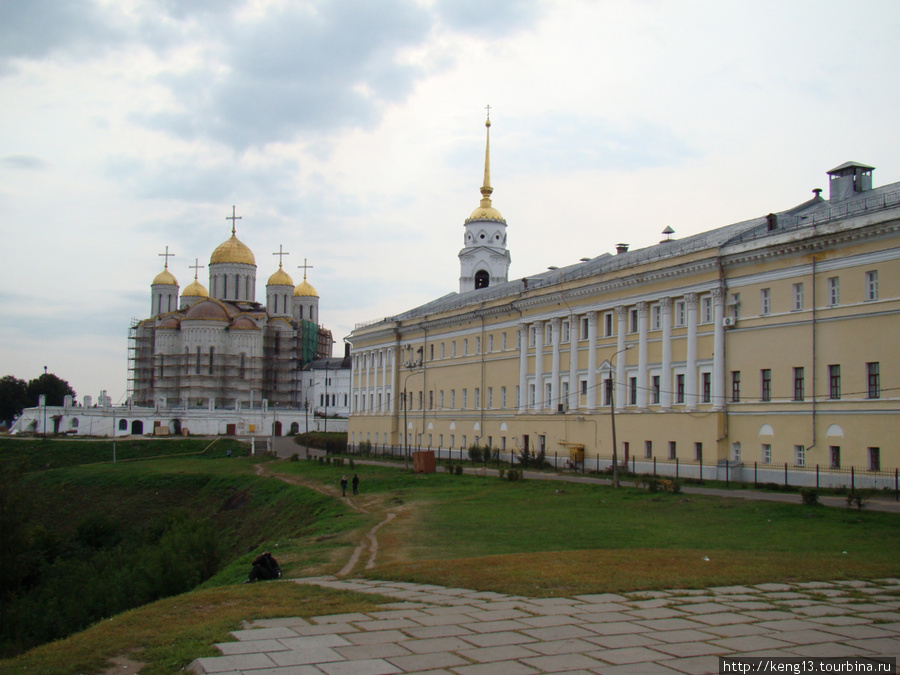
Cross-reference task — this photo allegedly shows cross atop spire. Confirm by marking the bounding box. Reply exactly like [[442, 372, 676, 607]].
[[485, 103, 491, 121], [189, 257, 205, 280], [158, 245, 175, 269], [273, 244, 290, 268], [226, 205, 242, 235], [298, 258, 313, 280]]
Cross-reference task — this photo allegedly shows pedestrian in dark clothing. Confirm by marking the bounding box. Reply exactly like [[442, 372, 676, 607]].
[[341, 475, 348, 497], [352, 473, 360, 495], [245, 551, 281, 583]]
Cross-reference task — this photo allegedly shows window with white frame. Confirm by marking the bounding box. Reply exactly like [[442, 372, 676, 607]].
[[762, 444, 772, 464], [562, 320, 570, 343], [629, 309, 638, 333], [794, 444, 805, 467], [828, 276, 840, 306], [452, 341, 457, 357], [604, 312, 614, 336], [676, 301, 686, 326], [488, 334, 494, 352], [474, 388, 480, 408], [652, 304, 661, 330], [462, 389, 468, 409], [760, 288, 771, 315], [545, 323, 552, 343], [500, 386, 506, 408], [732, 442, 741, 462], [439, 390, 444, 409], [487, 387, 493, 408], [450, 389, 456, 408], [475, 336, 481, 354], [792, 283, 804, 311], [702, 296, 713, 323], [581, 316, 589, 340], [865, 270, 879, 301], [464, 338, 469, 355], [502, 331, 508, 350]]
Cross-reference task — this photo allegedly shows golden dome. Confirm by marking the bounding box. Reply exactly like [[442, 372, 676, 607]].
[[152, 268, 178, 286], [467, 205, 506, 223], [465, 113, 505, 224], [293, 279, 319, 297], [210, 234, 256, 266], [182, 279, 209, 298], [267, 266, 294, 286], [184, 299, 229, 321]]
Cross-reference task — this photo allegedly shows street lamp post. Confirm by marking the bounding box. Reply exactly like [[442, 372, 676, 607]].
[[401, 347, 423, 470], [609, 345, 632, 488]]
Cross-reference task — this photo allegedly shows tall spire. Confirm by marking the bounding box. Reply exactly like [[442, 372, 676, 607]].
[[480, 105, 493, 208]]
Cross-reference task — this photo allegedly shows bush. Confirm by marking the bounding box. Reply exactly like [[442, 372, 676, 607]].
[[289, 453, 299, 462], [800, 488, 819, 506], [506, 469, 523, 482], [467, 445, 483, 463], [846, 490, 868, 510], [454, 464, 463, 476]]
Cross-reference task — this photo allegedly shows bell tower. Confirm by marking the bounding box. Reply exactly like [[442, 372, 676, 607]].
[[459, 108, 511, 293]]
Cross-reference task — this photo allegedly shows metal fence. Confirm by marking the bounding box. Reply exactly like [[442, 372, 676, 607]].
[[345, 443, 899, 495]]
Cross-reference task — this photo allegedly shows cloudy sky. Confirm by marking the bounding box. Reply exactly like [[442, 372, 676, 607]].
[[1, 0, 898, 403]]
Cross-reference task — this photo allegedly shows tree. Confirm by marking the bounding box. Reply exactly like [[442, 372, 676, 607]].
[[25, 373, 75, 409], [0, 376, 27, 427]]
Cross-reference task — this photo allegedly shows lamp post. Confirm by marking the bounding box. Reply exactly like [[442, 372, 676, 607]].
[[609, 345, 632, 488], [401, 347, 423, 470]]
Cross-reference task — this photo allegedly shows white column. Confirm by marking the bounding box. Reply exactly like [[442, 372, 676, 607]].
[[550, 317, 561, 412], [391, 347, 398, 413], [586, 311, 598, 410], [349, 354, 357, 414], [637, 301, 649, 410], [686, 293, 699, 410], [364, 350, 371, 413], [713, 288, 726, 410], [615, 306, 627, 411], [660, 298, 673, 409], [568, 314, 578, 411], [533, 320, 544, 411], [518, 324, 528, 414]]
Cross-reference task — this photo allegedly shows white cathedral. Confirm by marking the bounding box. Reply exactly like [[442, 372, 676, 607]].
[[11, 213, 350, 438], [131, 212, 334, 413]]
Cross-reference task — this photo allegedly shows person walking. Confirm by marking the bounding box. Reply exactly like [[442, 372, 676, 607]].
[[340, 474, 348, 497], [352, 473, 360, 495]]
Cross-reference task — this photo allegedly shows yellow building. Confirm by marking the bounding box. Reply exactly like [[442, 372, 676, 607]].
[[347, 127, 898, 487]]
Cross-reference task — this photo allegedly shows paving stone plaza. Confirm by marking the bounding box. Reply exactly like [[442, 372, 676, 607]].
[[188, 576, 900, 674]]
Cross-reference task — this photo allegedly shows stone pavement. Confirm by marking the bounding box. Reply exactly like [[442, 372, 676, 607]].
[[188, 576, 900, 674]]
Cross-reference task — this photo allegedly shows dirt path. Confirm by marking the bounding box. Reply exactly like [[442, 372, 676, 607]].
[[253, 462, 401, 577]]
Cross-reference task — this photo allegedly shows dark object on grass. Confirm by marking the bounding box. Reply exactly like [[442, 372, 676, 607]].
[[245, 551, 282, 583]]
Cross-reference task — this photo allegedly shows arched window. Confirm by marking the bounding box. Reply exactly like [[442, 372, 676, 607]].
[[70, 418, 79, 428], [118, 419, 127, 430], [475, 270, 490, 289]]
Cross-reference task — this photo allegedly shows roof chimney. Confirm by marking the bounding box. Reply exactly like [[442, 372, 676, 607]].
[[827, 162, 874, 201], [616, 243, 629, 255]]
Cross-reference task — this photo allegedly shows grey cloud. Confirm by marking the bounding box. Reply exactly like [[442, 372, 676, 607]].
[[0, 0, 117, 66], [433, 0, 543, 36], [1, 155, 52, 170], [139, 0, 433, 149]]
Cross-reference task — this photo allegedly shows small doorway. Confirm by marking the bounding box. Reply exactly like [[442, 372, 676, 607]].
[[226, 423, 236, 436], [131, 420, 144, 435], [274, 421, 282, 437]]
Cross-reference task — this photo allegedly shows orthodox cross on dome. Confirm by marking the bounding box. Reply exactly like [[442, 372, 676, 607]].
[[485, 103, 491, 121], [158, 245, 175, 269], [189, 257, 205, 280], [298, 257, 313, 280], [226, 205, 242, 235], [273, 244, 290, 268]]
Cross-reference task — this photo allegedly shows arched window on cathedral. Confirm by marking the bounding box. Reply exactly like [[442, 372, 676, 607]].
[[240, 353, 246, 379], [223, 275, 228, 298], [475, 270, 490, 289], [119, 419, 127, 431], [208, 347, 214, 375], [196, 346, 202, 375]]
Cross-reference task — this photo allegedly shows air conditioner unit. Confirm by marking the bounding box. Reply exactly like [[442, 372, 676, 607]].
[[722, 317, 736, 327]]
